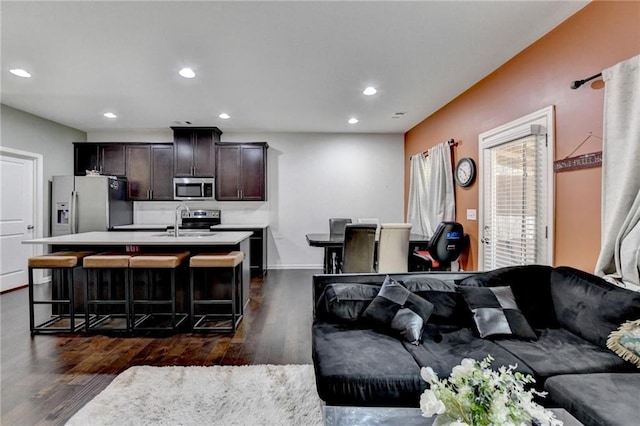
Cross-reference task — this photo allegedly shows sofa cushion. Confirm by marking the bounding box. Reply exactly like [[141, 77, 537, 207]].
[[362, 276, 434, 345], [544, 373, 640, 426], [494, 328, 637, 384], [312, 321, 425, 407], [401, 276, 469, 326], [458, 265, 556, 329], [458, 285, 537, 340], [402, 326, 534, 381], [317, 283, 380, 323], [550, 266, 640, 348]]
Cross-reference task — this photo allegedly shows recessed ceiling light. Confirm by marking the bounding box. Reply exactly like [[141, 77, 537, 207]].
[[348, 118, 359, 124], [103, 112, 117, 119], [363, 86, 377, 96], [179, 67, 196, 79], [219, 113, 230, 119], [10, 68, 31, 78]]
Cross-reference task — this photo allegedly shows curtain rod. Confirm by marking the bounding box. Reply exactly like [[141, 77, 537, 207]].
[[417, 138, 456, 157], [570, 72, 602, 89]]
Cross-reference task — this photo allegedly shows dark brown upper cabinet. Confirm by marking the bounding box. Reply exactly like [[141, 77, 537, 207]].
[[74, 143, 126, 176], [172, 127, 222, 177], [125, 144, 174, 201], [99, 145, 127, 176], [215, 142, 268, 201]]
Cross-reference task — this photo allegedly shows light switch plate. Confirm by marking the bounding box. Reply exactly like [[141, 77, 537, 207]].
[[466, 209, 477, 221]]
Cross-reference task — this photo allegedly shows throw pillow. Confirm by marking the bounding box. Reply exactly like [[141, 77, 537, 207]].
[[458, 285, 537, 340], [401, 276, 467, 326], [459, 265, 556, 329], [319, 283, 381, 323], [607, 319, 640, 368], [362, 275, 434, 345]]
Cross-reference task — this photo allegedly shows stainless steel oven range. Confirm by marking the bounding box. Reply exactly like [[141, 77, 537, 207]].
[[171, 209, 221, 231]]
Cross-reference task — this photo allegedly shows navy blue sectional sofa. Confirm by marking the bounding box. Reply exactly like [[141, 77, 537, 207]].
[[311, 266, 640, 426]]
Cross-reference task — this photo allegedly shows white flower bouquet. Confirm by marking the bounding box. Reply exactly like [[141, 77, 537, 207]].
[[420, 356, 562, 426]]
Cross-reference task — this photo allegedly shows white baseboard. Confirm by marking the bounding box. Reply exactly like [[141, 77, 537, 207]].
[[267, 264, 322, 270]]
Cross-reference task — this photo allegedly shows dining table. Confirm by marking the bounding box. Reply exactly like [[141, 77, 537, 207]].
[[305, 232, 430, 274]]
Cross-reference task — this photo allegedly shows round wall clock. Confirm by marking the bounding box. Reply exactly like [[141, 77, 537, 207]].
[[455, 157, 476, 187]]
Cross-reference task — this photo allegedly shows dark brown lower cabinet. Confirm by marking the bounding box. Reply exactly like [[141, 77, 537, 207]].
[[126, 144, 174, 200], [216, 227, 268, 276]]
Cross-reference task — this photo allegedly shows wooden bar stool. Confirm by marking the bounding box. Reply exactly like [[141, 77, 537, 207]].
[[83, 253, 132, 333], [28, 251, 94, 334], [129, 252, 190, 333], [189, 251, 244, 333]]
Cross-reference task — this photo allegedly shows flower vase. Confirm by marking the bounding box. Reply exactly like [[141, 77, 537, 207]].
[[430, 415, 457, 426], [431, 416, 532, 426], [431, 415, 448, 426]]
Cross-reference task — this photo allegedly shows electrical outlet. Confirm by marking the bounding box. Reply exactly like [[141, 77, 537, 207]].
[[466, 209, 477, 221]]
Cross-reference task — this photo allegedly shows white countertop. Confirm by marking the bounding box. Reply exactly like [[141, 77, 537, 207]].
[[112, 223, 269, 230], [212, 224, 269, 230], [23, 231, 253, 246], [111, 224, 168, 230]]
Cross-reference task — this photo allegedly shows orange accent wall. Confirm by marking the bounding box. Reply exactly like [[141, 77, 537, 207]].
[[404, 1, 640, 272]]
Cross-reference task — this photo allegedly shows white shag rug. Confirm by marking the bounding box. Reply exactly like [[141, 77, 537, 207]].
[[66, 364, 324, 426]]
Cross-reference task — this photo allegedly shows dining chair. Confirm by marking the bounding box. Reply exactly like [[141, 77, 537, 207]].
[[357, 218, 381, 240], [341, 224, 377, 273], [329, 218, 352, 237], [377, 223, 412, 273], [327, 218, 352, 273]]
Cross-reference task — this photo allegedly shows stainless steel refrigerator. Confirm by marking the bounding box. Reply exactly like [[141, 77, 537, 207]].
[[51, 175, 133, 236]]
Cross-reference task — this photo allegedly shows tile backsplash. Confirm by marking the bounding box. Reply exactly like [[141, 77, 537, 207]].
[[134, 201, 270, 225]]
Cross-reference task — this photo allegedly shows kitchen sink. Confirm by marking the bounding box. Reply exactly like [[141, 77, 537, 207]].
[[151, 231, 218, 237]]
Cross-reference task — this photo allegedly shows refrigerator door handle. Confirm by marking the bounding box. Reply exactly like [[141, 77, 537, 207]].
[[70, 191, 78, 234]]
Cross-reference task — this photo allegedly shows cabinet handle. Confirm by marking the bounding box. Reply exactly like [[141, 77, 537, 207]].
[[237, 189, 240, 199], [149, 189, 153, 199]]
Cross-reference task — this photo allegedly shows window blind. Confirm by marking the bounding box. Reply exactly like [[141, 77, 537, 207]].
[[483, 135, 546, 269]]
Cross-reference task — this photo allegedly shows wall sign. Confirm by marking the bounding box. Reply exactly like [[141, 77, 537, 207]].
[[553, 151, 602, 172]]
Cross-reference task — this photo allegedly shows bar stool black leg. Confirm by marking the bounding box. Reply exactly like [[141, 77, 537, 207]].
[[28, 267, 35, 335]]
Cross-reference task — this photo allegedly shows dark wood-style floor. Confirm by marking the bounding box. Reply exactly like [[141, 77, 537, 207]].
[[0, 269, 317, 426]]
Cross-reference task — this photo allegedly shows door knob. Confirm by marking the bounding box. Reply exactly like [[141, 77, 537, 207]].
[[27, 225, 34, 230]]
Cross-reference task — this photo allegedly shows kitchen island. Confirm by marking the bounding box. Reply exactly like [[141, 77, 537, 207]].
[[112, 224, 269, 277], [23, 231, 253, 321], [24, 230, 252, 247]]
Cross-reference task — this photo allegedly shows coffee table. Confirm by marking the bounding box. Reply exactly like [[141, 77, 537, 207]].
[[323, 406, 583, 426]]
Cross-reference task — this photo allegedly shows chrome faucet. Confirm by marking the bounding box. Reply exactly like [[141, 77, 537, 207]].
[[174, 202, 191, 237]]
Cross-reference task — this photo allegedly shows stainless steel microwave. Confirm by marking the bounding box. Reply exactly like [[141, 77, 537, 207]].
[[173, 177, 215, 200]]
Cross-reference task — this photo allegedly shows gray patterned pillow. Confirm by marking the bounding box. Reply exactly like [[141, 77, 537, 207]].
[[459, 285, 537, 340], [362, 275, 434, 345], [607, 319, 640, 367]]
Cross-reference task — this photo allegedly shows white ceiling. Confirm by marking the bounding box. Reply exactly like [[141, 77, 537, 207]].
[[1, 1, 588, 134]]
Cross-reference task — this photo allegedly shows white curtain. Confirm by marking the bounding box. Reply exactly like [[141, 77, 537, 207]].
[[408, 154, 430, 236], [407, 142, 455, 238], [594, 54, 640, 289]]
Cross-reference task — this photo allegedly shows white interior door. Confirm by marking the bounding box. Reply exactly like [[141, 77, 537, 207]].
[[0, 150, 39, 292], [478, 106, 555, 271]]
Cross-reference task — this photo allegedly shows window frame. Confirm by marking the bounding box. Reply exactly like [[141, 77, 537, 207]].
[[478, 105, 555, 270]]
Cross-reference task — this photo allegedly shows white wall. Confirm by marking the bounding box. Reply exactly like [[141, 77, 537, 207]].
[[2, 104, 86, 180], [227, 132, 405, 268], [1, 104, 87, 235], [86, 129, 405, 269]]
